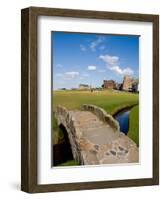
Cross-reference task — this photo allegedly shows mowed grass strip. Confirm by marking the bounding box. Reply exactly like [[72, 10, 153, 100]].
[[128, 105, 139, 146], [53, 90, 139, 115]]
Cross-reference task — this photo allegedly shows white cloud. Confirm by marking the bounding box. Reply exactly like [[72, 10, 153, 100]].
[[55, 73, 63, 77], [99, 55, 119, 65], [122, 68, 134, 75], [88, 65, 97, 70], [99, 54, 134, 76], [55, 71, 79, 80], [90, 36, 104, 51], [64, 71, 79, 79], [56, 64, 63, 68], [110, 66, 134, 75], [80, 44, 86, 51]]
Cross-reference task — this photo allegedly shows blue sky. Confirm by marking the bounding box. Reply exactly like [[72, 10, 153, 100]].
[[52, 32, 139, 90]]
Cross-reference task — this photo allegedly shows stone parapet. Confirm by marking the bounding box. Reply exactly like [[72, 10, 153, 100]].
[[81, 104, 120, 132], [55, 106, 82, 163]]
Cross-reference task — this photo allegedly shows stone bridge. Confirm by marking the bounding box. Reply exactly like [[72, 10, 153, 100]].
[[54, 105, 138, 165]]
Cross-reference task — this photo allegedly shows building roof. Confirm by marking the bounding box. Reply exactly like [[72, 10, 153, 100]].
[[79, 84, 89, 87]]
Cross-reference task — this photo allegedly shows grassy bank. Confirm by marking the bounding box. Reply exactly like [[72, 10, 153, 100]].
[[53, 117, 64, 145], [53, 90, 138, 115], [57, 160, 79, 167], [128, 105, 139, 146]]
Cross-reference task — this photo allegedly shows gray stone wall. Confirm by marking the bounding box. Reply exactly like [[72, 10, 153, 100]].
[[54, 106, 83, 164], [81, 104, 120, 132]]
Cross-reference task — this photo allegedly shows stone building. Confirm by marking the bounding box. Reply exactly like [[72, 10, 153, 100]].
[[103, 80, 116, 89], [122, 75, 134, 91], [115, 83, 123, 90], [122, 75, 139, 92], [132, 81, 139, 92], [79, 84, 90, 90]]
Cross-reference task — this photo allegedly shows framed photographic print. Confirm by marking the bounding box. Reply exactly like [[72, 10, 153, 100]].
[[21, 7, 159, 193]]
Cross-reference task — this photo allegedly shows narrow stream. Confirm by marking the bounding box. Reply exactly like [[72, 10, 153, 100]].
[[114, 108, 131, 135]]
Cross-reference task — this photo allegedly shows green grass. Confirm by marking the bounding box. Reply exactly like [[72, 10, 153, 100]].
[[57, 160, 80, 167], [53, 90, 138, 115], [128, 105, 139, 146], [53, 116, 64, 145]]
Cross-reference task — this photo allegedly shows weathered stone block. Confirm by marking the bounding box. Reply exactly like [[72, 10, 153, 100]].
[[82, 104, 120, 132]]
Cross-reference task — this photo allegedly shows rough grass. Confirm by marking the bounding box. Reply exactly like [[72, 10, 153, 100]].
[[53, 90, 139, 115], [128, 105, 139, 146], [57, 160, 80, 167], [53, 116, 64, 145]]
